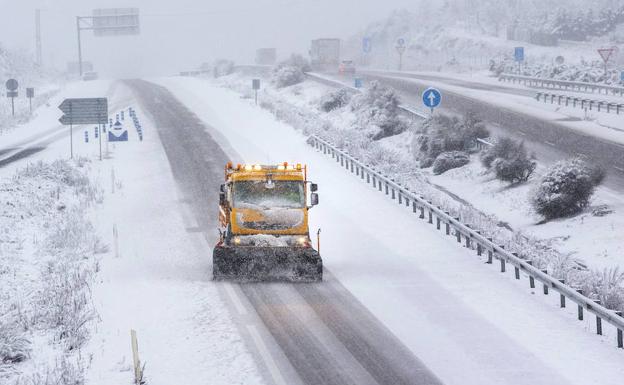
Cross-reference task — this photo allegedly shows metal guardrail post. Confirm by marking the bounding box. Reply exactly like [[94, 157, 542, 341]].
[[542, 270, 549, 294], [577, 289, 584, 320], [527, 260, 535, 288], [310, 134, 624, 348]]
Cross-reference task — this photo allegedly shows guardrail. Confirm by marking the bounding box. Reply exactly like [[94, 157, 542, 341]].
[[536, 92, 624, 115], [499, 73, 624, 97], [309, 134, 624, 349]]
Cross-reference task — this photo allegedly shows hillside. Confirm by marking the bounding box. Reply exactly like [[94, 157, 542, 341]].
[[343, 2, 624, 72]]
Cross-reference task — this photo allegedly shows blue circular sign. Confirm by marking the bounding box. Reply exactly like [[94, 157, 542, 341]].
[[397, 38, 405, 46], [422, 88, 441, 109]]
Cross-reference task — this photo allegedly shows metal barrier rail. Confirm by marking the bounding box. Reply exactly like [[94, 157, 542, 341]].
[[536, 92, 624, 115], [309, 134, 624, 348], [499, 73, 624, 97]]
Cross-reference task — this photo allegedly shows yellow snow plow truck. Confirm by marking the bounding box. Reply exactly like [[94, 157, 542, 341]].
[[213, 162, 322, 282]]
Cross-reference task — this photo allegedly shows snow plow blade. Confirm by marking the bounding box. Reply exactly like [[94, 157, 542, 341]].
[[213, 245, 322, 282]]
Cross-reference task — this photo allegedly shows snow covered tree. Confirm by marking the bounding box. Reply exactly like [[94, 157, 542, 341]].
[[530, 158, 605, 219]]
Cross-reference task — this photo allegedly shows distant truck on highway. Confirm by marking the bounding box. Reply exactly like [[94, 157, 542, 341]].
[[310, 38, 341, 71], [255, 48, 277, 65]]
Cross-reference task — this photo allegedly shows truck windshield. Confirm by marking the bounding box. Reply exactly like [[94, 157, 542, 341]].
[[233, 180, 304, 209]]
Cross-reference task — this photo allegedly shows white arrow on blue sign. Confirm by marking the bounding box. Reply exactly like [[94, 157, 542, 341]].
[[422, 88, 442, 110]]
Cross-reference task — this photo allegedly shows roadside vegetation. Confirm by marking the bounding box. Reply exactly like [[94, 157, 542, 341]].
[[412, 112, 489, 171], [0, 160, 104, 385], [481, 137, 536, 184], [531, 158, 605, 220], [272, 54, 310, 88]]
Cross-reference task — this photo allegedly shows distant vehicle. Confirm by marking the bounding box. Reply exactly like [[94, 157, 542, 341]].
[[310, 38, 341, 71], [82, 72, 98, 81], [338, 60, 356, 74]]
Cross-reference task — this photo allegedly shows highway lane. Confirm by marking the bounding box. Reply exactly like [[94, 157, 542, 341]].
[[126, 79, 443, 385], [321, 70, 624, 192], [362, 70, 535, 98]]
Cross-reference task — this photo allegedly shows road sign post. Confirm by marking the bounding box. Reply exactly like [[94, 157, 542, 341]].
[[5, 79, 18, 117], [252, 79, 260, 105], [598, 48, 615, 78], [26, 88, 34, 114], [396, 38, 406, 71], [58, 98, 108, 159], [514, 47, 524, 74], [75, 8, 140, 76], [422, 87, 442, 115]]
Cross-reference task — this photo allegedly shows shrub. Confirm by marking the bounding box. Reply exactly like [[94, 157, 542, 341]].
[[350, 81, 408, 140], [530, 158, 605, 219], [212, 59, 234, 78], [432, 151, 470, 175], [413, 112, 489, 166], [272, 66, 305, 88], [483, 138, 536, 183], [275, 53, 311, 72], [0, 322, 30, 364], [481, 137, 518, 168], [492, 156, 536, 184], [319, 88, 352, 112]]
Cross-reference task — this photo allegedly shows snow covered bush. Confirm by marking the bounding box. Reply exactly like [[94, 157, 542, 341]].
[[349, 81, 408, 140], [432, 151, 470, 175], [482, 138, 536, 184], [0, 322, 30, 364], [271, 54, 311, 88], [530, 158, 605, 220], [272, 66, 305, 88], [577, 268, 624, 312], [492, 156, 536, 184], [213, 59, 235, 78], [414, 112, 489, 167], [319, 88, 352, 112]]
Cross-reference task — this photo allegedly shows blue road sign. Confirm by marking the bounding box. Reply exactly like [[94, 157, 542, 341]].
[[620, 71, 624, 83], [514, 47, 524, 62], [422, 88, 442, 110], [354, 78, 363, 88], [397, 38, 405, 47], [109, 120, 128, 142], [362, 37, 372, 53]]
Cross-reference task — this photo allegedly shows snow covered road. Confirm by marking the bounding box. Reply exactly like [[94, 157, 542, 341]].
[[141, 76, 624, 385], [127, 79, 441, 385]]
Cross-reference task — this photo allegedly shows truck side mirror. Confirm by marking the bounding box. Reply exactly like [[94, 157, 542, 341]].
[[219, 192, 226, 206], [310, 193, 319, 206], [220, 184, 225, 193], [310, 183, 318, 192]]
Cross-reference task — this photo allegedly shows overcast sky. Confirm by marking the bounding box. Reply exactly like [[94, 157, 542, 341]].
[[0, 0, 419, 77]]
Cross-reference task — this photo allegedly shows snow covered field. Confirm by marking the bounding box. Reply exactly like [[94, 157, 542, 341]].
[[156, 75, 624, 385]]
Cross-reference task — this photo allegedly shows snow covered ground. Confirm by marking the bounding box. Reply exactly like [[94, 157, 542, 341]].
[[0, 80, 263, 384], [156, 75, 624, 385]]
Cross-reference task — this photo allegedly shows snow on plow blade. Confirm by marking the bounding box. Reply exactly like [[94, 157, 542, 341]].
[[213, 245, 322, 282]]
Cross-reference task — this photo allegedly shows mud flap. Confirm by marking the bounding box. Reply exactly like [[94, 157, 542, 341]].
[[213, 245, 322, 282]]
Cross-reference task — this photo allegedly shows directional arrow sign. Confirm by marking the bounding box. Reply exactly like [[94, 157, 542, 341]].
[[58, 98, 108, 125], [422, 88, 441, 110]]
